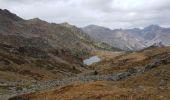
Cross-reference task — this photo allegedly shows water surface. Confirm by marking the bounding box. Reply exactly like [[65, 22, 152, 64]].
[[83, 56, 101, 65]]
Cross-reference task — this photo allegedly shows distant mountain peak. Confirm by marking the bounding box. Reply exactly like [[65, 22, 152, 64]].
[[85, 24, 106, 28], [84, 25, 111, 31], [144, 25, 162, 31], [85, 24, 100, 27], [152, 42, 165, 47]]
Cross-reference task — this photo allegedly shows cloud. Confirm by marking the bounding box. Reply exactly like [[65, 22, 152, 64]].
[[0, 0, 170, 29]]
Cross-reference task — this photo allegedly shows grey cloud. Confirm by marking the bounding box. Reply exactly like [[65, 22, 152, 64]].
[[0, 0, 170, 29]]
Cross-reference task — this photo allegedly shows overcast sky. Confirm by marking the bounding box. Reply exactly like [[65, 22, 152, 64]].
[[0, 0, 170, 29]]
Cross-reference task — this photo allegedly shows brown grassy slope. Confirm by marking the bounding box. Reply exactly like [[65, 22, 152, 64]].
[[11, 64, 170, 100], [89, 46, 170, 74], [10, 47, 170, 100], [0, 48, 83, 81]]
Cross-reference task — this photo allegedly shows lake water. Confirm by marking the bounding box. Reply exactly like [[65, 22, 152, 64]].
[[83, 56, 101, 65]]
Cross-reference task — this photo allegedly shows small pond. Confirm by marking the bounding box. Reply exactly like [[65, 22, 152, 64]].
[[83, 56, 101, 65]]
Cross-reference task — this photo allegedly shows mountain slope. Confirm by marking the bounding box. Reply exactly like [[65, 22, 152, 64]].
[[0, 9, 116, 81], [10, 46, 170, 100], [137, 25, 170, 46], [82, 25, 170, 51], [82, 25, 146, 51]]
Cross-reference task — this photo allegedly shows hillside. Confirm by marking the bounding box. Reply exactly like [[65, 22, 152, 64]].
[[9, 46, 170, 100], [0, 9, 117, 81]]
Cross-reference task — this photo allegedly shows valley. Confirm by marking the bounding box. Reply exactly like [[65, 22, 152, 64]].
[[7, 46, 170, 100], [0, 9, 169, 100]]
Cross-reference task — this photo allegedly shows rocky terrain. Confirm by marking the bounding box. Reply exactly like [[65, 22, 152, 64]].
[[82, 25, 170, 51], [0, 9, 119, 81], [8, 46, 170, 100], [0, 9, 170, 100]]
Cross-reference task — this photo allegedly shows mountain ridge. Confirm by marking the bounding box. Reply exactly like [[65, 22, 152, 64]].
[[0, 9, 118, 81], [82, 24, 170, 51]]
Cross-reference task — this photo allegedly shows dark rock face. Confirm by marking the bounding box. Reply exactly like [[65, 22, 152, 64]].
[[145, 60, 162, 71], [117, 72, 131, 80], [127, 67, 137, 74], [144, 57, 170, 71]]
